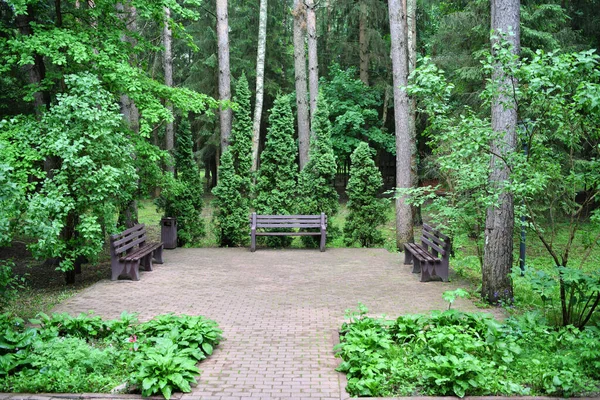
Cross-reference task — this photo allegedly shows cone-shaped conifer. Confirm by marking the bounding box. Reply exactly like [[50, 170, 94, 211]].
[[230, 73, 253, 198], [254, 94, 298, 247], [212, 150, 248, 246], [344, 142, 388, 247]]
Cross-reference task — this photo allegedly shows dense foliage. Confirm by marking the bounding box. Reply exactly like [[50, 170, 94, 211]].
[[344, 143, 388, 247], [2, 74, 136, 272], [254, 95, 299, 247], [156, 119, 205, 246], [212, 151, 248, 247], [298, 93, 339, 246], [336, 304, 600, 397], [229, 73, 254, 198], [0, 312, 221, 399], [406, 47, 600, 327]]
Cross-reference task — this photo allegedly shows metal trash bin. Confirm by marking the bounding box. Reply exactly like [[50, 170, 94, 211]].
[[161, 217, 177, 249]]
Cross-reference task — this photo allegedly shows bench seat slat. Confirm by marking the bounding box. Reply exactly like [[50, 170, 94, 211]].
[[255, 215, 326, 219], [405, 243, 439, 262], [121, 242, 162, 262]]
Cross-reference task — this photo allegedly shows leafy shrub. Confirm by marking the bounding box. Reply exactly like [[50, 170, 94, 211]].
[[336, 304, 600, 398], [0, 312, 222, 399], [0, 260, 25, 310], [212, 151, 249, 246], [344, 143, 388, 246], [254, 94, 298, 247]]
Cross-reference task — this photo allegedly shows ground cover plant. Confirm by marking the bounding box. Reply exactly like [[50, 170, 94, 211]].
[[0, 312, 221, 399], [336, 302, 600, 398]]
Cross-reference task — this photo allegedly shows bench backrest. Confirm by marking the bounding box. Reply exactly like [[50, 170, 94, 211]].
[[110, 224, 147, 255], [420, 223, 451, 259], [251, 213, 327, 229]]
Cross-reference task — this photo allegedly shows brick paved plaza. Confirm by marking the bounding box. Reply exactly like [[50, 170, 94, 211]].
[[1, 247, 485, 400]]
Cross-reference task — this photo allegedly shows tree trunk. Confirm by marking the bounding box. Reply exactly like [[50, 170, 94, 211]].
[[251, 0, 268, 172], [15, 7, 49, 116], [217, 0, 232, 154], [407, 0, 419, 225], [293, 0, 311, 170], [482, 0, 520, 304], [163, 7, 174, 173], [388, 0, 414, 248], [359, 1, 369, 86], [306, 0, 319, 122]]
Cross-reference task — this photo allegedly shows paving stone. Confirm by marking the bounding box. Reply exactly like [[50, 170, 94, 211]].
[[17, 248, 488, 399]]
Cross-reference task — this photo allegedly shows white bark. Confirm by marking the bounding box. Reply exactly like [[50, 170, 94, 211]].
[[217, 0, 232, 153], [293, 0, 310, 170], [407, 0, 418, 219], [306, 0, 318, 122], [163, 6, 174, 173], [118, 3, 139, 134], [251, 0, 268, 172], [388, 0, 414, 248]]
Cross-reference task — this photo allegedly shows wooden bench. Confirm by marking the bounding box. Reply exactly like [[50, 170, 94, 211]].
[[109, 224, 164, 281], [403, 223, 451, 282], [250, 213, 327, 252]]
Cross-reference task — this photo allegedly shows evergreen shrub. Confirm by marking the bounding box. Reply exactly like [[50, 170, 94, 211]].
[[298, 93, 339, 246], [344, 142, 388, 247], [156, 118, 204, 246], [212, 151, 248, 246], [254, 95, 299, 247], [229, 73, 253, 198]]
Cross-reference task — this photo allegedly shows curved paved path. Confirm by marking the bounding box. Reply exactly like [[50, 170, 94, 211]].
[[9, 248, 485, 400]]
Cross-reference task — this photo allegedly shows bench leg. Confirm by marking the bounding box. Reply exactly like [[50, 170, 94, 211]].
[[141, 253, 153, 272], [320, 232, 326, 252], [111, 262, 123, 281], [412, 260, 421, 274], [128, 261, 141, 281], [251, 232, 256, 252], [435, 260, 449, 282], [420, 261, 433, 282], [153, 245, 164, 264], [404, 250, 414, 265]]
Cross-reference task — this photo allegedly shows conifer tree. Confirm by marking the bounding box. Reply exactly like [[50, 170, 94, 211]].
[[298, 93, 338, 246], [212, 150, 248, 246], [230, 73, 253, 198], [254, 94, 299, 247], [299, 93, 338, 217], [156, 118, 204, 246], [344, 142, 388, 247]]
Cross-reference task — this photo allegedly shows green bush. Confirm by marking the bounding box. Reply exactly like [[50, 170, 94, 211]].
[[212, 150, 249, 247], [0, 260, 25, 311], [336, 304, 600, 398], [344, 142, 388, 247], [254, 94, 298, 247], [156, 118, 204, 246], [0, 312, 222, 399]]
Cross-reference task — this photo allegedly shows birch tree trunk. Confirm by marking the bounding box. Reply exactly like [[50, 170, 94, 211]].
[[388, 0, 414, 248], [217, 0, 232, 153], [306, 0, 319, 122], [483, 0, 520, 304], [251, 0, 268, 172], [163, 6, 174, 173], [359, 1, 369, 86], [293, 0, 311, 170]]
